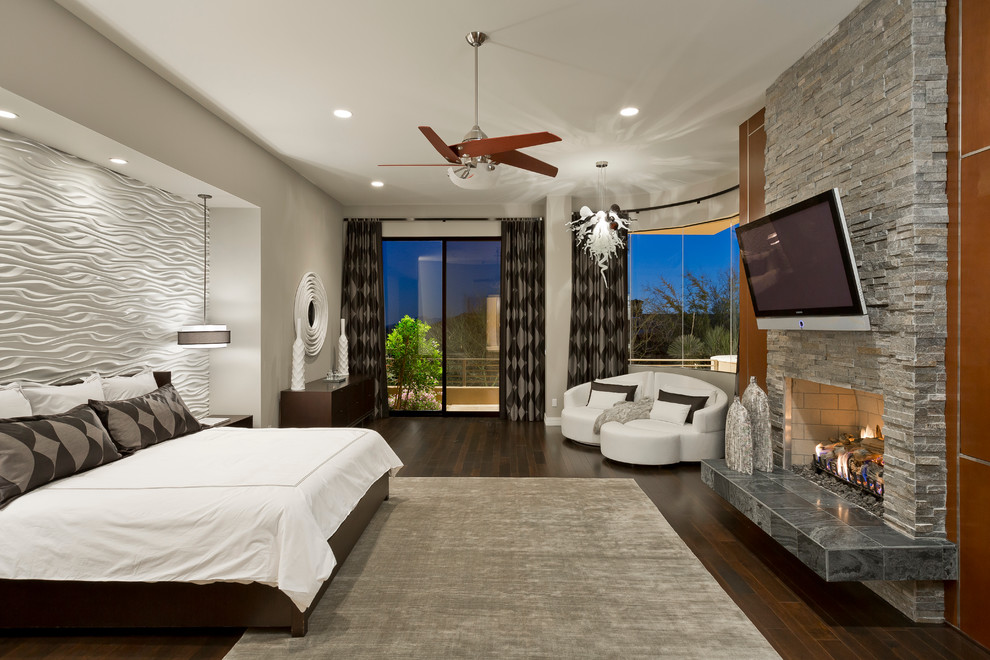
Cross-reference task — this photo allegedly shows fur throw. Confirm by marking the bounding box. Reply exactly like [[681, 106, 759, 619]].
[[593, 397, 655, 434]]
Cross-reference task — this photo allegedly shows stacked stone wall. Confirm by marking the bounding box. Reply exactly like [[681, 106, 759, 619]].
[[763, 0, 948, 622]]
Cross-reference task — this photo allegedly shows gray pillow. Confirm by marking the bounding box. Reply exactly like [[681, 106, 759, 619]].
[[89, 383, 202, 454], [657, 389, 709, 423], [588, 380, 638, 405], [0, 404, 121, 508]]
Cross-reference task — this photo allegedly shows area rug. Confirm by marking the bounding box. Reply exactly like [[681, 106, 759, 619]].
[[225, 478, 779, 659]]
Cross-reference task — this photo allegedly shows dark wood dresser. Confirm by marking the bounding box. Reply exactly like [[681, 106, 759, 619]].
[[278, 375, 374, 428]]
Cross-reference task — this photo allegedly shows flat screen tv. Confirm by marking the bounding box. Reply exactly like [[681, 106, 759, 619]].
[[736, 188, 870, 331]]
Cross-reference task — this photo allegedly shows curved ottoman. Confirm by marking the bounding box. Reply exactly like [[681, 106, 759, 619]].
[[600, 421, 680, 466]]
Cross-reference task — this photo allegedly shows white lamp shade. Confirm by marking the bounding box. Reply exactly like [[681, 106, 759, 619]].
[[448, 164, 500, 190]]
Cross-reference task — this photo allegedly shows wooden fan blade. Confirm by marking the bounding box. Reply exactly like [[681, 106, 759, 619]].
[[489, 150, 558, 178], [418, 126, 461, 164], [454, 132, 561, 158]]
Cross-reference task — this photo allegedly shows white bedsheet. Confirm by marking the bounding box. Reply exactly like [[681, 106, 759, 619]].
[[0, 426, 403, 610]]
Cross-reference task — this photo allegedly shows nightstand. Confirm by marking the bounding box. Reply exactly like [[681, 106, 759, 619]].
[[207, 414, 253, 429]]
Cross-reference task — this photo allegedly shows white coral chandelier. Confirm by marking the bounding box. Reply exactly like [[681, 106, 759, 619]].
[[568, 161, 631, 280]]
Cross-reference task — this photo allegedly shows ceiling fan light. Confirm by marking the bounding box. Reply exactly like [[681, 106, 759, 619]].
[[447, 163, 500, 190]]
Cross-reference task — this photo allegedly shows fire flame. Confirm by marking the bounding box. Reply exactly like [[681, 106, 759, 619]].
[[812, 424, 885, 497]]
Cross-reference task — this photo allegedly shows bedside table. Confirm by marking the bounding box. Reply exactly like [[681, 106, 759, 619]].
[[206, 414, 253, 429]]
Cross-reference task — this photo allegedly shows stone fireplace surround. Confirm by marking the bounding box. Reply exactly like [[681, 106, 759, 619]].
[[707, 0, 951, 623]]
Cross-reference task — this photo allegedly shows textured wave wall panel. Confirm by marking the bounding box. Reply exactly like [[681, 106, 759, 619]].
[[0, 128, 210, 414]]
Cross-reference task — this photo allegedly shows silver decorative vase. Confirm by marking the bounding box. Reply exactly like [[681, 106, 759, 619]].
[[725, 396, 753, 474], [741, 376, 773, 472]]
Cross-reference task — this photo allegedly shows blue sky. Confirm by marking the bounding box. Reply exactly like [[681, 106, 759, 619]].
[[382, 230, 737, 325], [628, 227, 739, 301], [383, 240, 500, 327]]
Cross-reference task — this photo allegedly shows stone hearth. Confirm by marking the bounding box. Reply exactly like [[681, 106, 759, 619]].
[[702, 460, 955, 583]]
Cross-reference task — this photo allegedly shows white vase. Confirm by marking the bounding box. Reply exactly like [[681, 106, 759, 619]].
[[741, 376, 773, 472], [725, 396, 753, 474], [337, 318, 349, 376], [290, 319, 306, 391]]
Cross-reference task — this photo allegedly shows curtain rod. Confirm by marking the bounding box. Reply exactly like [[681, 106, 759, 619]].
[[624, 185, 739, 214]]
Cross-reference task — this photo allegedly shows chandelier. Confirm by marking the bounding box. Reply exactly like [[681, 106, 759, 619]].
[[568, 161, 631, 279]]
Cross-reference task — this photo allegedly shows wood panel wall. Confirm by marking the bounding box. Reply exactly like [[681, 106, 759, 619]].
[[737, 109, 768, 392], [947, 0, 990, 647]]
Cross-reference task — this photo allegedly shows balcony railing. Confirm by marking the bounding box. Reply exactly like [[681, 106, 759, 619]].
[[629, 357, 737, 372], [386, 356, 499, 388]]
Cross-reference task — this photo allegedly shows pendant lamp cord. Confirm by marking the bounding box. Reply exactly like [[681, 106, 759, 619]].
[[198, 193, 212, 325]]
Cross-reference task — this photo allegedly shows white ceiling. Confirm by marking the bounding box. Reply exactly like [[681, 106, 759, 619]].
[[54, 0, 860, 208]]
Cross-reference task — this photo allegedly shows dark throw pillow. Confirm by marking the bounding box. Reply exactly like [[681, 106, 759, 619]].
[[656, 389, 710, 423], [587, 381, 638, 405], [89, 383, 202, 454], [0, 404, 121, 508]]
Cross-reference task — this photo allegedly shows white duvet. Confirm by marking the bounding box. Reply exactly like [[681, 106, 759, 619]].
[[0, 426, 403, 610]]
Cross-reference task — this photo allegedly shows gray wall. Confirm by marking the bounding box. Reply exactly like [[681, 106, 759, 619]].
[[763, 0, 948, 622], [0, 0, 344, 426], [210, 207, 262, 423], [0, 128, 210, 413]]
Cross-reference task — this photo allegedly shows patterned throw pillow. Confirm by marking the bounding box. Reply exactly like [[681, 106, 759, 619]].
[[89, 383, 202, 454], [0, 404, 121, 508]]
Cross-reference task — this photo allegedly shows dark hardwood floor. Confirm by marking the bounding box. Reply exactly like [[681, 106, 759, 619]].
[[2, 416, 987, 659]]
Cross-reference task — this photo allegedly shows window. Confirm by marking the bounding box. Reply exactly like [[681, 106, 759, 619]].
[[628, 218, 739, 372], [382, 239, 500, 414]]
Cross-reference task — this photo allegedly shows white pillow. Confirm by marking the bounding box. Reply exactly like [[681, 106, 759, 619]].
[[0, 383, 32, 418], [102, 369, 158, 400], [650, 400, 693, 425], [20, 374, 104, 416], [587, 390, 628, 409]]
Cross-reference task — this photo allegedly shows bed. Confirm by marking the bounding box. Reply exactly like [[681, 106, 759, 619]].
[[0, 372, 402, 636]]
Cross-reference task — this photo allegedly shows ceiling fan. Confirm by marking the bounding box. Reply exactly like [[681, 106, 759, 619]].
[[380, 31, 561, 188]]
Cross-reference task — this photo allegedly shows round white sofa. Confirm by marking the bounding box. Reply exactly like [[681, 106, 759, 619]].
[[561, 371, 728, 465], [560, 372, 652, 446]]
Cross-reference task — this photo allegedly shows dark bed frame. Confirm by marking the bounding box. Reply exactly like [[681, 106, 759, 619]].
[[0, 372, 389, 637]]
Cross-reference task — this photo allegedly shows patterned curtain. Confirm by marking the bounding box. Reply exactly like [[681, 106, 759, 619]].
[[500, 218, 546, 421], [567, 222, 629, 388], [340, 219, 389, 419]]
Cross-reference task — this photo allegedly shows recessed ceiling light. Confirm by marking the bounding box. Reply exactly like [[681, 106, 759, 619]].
[[109, 157, 128, 165], [0, 109, 18, 119], [619, 107, 639, 117], [370, 180, 385, 188], [333, 109, 353, 119]]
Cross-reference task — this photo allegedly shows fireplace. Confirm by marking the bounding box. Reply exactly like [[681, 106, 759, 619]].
[[784, 378, 885, 502]]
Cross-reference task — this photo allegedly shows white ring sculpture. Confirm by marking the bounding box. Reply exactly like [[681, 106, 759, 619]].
[[293, 271, 328, 357]]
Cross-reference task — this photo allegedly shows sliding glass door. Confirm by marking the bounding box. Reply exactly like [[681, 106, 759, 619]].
[[383, 238, 500, 415]]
